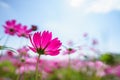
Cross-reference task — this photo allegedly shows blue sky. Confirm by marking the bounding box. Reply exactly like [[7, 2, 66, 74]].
[[0, 0, 120, 53]]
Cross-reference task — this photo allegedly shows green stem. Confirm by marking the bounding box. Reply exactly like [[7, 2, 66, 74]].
[[19, 37, 23, 48], [17, 69, 20, 80], [35, 54, 40, 80], [40, 59, 44, 80], [23, 60, 25, 80], [4, 35, 10, 46], [68, 54, 71, 68], [1, 35, 9, 55]]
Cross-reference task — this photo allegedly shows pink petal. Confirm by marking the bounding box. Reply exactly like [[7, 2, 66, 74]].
[[45, 49, 60, 56], [33, 32, 41, 48], [28, 46, 36, 53], [11, 20, 16, 25], [23, 25, 27, 30], [29, 34, 36, 48], [41, 31, 52, 49], [46, 38, 62, 51], [6, 20, 11, 26]]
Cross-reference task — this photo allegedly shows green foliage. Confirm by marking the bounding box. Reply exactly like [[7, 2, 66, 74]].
[[112, 54, 120, 64], [0, 61, 120, 80], [0, 61, 17, 79], [101, 75, 120, 80], [0, 46, 6, 50], [47, 68, 83, 80], [99, 53, 115, 65], [46, 67, 102, 80]]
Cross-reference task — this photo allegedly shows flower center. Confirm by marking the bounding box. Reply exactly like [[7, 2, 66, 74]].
[[68, 48, 72, 51], [9, 28, 14, 32], [21, 33, 27, 37], [37, 48, 44, 55]]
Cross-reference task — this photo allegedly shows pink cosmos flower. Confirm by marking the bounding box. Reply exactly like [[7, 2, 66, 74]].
[[17, 46, 29, 57], [3, 20, 21, 35], [104, 67, 113, 75], [92, 38, 98, 45], [63, 48, 76, 55], [29, 31, 62, 56], [16, 65, 36, 74], [6, 50, 14, 57], [83, 32, 88, 37], [62, 40, 76, 55], [17, 25, 32, 38], [112, 65, 120, 77], [67, 40, 74, 46]]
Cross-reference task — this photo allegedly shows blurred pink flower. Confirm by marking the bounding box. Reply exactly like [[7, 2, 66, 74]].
[[43, 60, 60, 73], [63, 40, 76, 55], [17, 46, 29, 57], [6, 50, 14, 57], [83, 32, 88, 37], [17, 25, 32, 38], [112, 65, 120, 77], [63, 48, 76, 55], [16, 64, 36, 74], [92, 39, 98, 45], [29, 31, 62, 56], [67, 40, 74, 46], [95, 61, 107, 69], [3, 20, 21, 35], [104, 67, 113, 75], [71, 60, 86, 71]]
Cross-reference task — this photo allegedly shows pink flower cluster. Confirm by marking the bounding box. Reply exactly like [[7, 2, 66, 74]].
[[1, 53, 120, 79], [17, 46, 29, 57], [3, 19, 37, 38]]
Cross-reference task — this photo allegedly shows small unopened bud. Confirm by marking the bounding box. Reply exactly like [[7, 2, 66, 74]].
[[31, 25, 38, 31], [21, 58, 25, 62]]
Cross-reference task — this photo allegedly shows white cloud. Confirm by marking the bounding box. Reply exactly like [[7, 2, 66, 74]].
[[70, 0, 85, 7], [69, 0, 120, 13], [0, 1, 11, 9]]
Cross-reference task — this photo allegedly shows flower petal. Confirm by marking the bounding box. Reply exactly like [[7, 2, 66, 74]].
[[33, 32, 41, 48], [45, 49, 60, 56], [46, 38, 62, 51], [41, 31, 52, 49], [28, 46, 37, 53]]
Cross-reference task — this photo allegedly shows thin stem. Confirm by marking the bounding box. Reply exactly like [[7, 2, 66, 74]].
[[68, 54, 71, 68], [4, 35, 10, 46], [35, 54, 40, 80], [40, 59, 44, 80], [1, 35, 10, 55], [22, 59, 25, 80], [19, 37, 23, 48], [17, 69, 20, 80], [62, 45, 67, 49]]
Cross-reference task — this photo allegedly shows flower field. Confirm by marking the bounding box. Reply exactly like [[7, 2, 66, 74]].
[[0, 20, 120, 80]]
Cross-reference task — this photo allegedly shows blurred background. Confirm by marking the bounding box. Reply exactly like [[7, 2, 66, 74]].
[[0, 0, 120, 53]]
